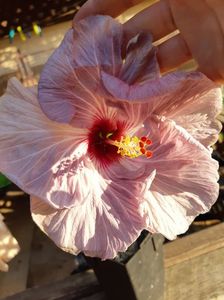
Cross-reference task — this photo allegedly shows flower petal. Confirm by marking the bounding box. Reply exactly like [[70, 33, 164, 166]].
[[0, 78, 88, 209], [72, 15, 123, 74], [31, 171, 155, 259], [38, 15, 123, 124], [141, 118, 219, 239], [102, 70, 222, 146], [167, 88, 222, 146], [102, 70, 215, 102], [119, 32, 159, 84]]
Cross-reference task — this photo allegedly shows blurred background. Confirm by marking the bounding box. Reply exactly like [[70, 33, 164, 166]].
[[0, 0, 86, 93]]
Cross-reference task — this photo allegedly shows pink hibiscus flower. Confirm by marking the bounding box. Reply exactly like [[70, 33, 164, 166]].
[[0, 16, 222, 259]]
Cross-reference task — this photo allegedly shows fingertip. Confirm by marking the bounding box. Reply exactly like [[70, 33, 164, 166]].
[[73, 0, 141, 25], [157, 34, 192, 73], [197, 66, 224, 85], [73, 0, 93, 23]]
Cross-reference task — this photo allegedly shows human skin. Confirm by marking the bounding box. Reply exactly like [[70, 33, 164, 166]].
[[74, 0, 224, 84]]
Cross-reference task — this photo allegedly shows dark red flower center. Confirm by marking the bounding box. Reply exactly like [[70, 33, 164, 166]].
[[88, 119, 124, 166]]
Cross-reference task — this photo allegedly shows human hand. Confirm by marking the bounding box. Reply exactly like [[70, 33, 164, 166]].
[[74, 0, 224, 84]]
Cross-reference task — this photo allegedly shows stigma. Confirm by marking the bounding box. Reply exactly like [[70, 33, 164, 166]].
[[107, 135, 153, 159]]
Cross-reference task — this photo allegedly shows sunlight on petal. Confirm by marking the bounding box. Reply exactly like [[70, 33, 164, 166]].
[[0, 214, 20, 272]]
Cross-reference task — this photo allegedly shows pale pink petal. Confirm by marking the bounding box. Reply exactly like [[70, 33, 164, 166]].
[[168, 88, 222, 146], [102, 71, 207, 101], [31, 171, 155, 259], [38, 16, 123, 124], [102, 71, 222, 146], [119, 33, 159, 84], [140, 118, 219, 239], [0, 78, 88, 209], [72, 16, 123, 74]]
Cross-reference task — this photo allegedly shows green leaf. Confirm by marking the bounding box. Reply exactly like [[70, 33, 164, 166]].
[[218, 132, 224, 143], [0, 173, 11, 188]]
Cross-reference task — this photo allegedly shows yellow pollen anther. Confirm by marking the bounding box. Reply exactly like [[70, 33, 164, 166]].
[[107, 135, 153, 159]]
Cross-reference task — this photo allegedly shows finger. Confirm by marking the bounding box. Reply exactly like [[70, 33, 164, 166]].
[[206, 0, 224, 33], [123, 0, 177, 42], [157, 34, 192, 72], [168, 0, 224, 83], [74, 0, 144, 22], [205, 0, 224, 83]]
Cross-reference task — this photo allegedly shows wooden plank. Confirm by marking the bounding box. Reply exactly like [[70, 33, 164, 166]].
[[2, 271, 106, 300], [164, 223, 224, 300], [0, 186, 34, 298], [27, 226, 75, 288], [165, 247, 224, 300], [164, 223, 224, 268]]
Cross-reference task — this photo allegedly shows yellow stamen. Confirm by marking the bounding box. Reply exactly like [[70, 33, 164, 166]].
[[107, 135, 152, 159]]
